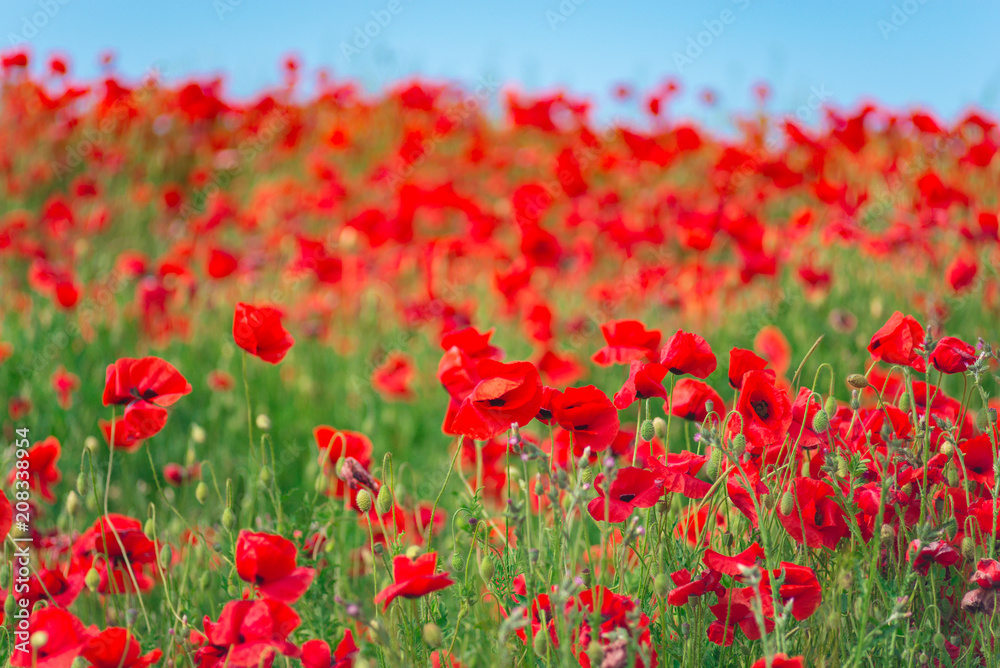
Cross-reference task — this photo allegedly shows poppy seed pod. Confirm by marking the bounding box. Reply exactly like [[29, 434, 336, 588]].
[[847, 374, 868, 389], [640, 419, 655, 441], [356, 489, 373, 513], [780, 490, 795, 515], [375, 486, 393, 515], [812, 409, 830, 433]]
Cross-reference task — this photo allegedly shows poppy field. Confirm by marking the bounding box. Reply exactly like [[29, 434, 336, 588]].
[[1, 54, 1000, 667]]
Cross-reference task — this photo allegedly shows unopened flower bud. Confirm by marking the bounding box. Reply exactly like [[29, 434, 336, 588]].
[[898, 391, 912, 412], [533, 629, 547, 656], [255, 414, 271, 430], [375, 486, 392, 515], [77, 472, 89, 496], [780, 491, 795, 515], [356, 489, 373, 513], [587, 640, 602, 664], [837, 456, 849, 477], [144, 518, 156, 539], [199, 572, 211, 591], [159, 545, 172, 568], [977, 408, 998, 432], [850, 390, 860, 411], [479, 554, 495, 583], [196, 481, 209, 504], [580, 468, 593, 486], [824, 396, 837, 416], [222, 507, 236, 531], [65, 491, 81, 515], [422, 622, 443, 648], [653, 417, 667, 440], [939, 442, 954, 457], [84, 436, 99, 453], [640, 419, 655, 442], [85, 568, 101, 592], [259, 466, 272, 485], [961, 536, 976, 560], [847, 374, 868, 390], [4, 595, 15, 619], [653, 573, 670, 596], [0, 564, 9, 589], [191, 424, 206, 444], [812, 410, 830, 433], [932, 632, 945, 649], [30, 631, 48, 649], [880, 524, 894, 542], [450, 552, 463, 572], [731, 434, 747, 456]]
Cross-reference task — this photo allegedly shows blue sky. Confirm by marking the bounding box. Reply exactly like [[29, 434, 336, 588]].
[[3, 0, 998, 127]]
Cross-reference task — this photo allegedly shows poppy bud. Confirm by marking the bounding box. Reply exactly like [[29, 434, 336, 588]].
[[880, 524, 894, 542], [731, 434, 746, 456], [581, 568, 592, 587], [847, 374, 868, 389], [580, 467, 593, 486], [405, 545, 420, 560], [898, 391, 911, 412], [375, 486, 392, 515], [780, 491, 795, 515], [77, 472, 89, 496], [4, 595, 15, 620], [199, 572, 211, 590], [961, 536, 976, 560], [314, 475, 328, 494], [144, 518, 156, 539], [824, 396, 837, 416], [932, 633, 945, 649], [66, 491, 81, 515], [0, 564, 9, 589], [255, 413, 271, 430], [533, 629, 547, 656], [812, 410, 830, 433], [587, 641, 603, 664], [653, 417, 667, 440], [939, 442, 954, 457], [653, 573, 670, 596], [534, 477, 544, 496], [222, 507, 236, 531], [450, 552, 463, 572], [85, 568, 101, 592], [84, 436, 99, 453], [850, 391, 860, 411], [259, 466, 272, 485], [479, 554, 495, 583], [947, 468, 959, 487], [977, 408, 998, 431], [356, 489, 373, 513], [704, 448, 721, 481], [422, 622, 443, 648], [639, 419, 655, 442], [30, 631, 48, 650], [159, 545, 172, 568], [680, 622, 690, 638], [191, 423, 207, 444], [837, 456, 849, 478], [919, 653, 928, 665], [901, 483, 913, 497], [196, 481, 209, 504]]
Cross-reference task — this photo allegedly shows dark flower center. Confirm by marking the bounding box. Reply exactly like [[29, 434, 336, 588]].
[[488, 398, 506, 407], [751, 399, 770, 420], [618, 493, 636, 503]]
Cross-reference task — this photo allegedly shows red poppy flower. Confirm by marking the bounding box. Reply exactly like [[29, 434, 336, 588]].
[[730, 370, 792, 453], [233, 302, 295, 364], [51, 366, 80, 409], [591, 320, 661, 366], [703, 542, 766, 575], [207, 247, 239, 278], [751, 654, 804, 668], [946, 254, 978, 292], [728, 347, 768, 389], [195, 598, 301, 667], [550, 385, 620, 454], [674, 504, 726, 546], [753, 326, 792, 376], [0, 490, 11, 544], [669, 378, 723, 423], [971, 558, 1000, 589], [659, 330, 717, 378], [587, 467, 662, 522], [371, 351, 415, 400], [763, 562, 823, 621], [72, 514, 159, 593], [931, 336, 977, 374], [666, 568, 725, 606], [7, 436, 61, 503], [439, 326, 502, 360], [613, 360, 669, 409], [301, 630, 358, 668], [81, 627, 163, 668], [236, 531, 316, 602], [450, 359, 543, 440], [867, 311, 926, 372], [374, 553, 455, 610], [314, 426, 374, 501], [23, 567, 86, 612], [707, 586, 775, 646], [907, 539, 961, 575], [534, 348, 585, 386], [776, 477, 849, 550], [102, 356, 192, 407], [100, 400, 169, 451], [9, 607, 97, 668], [652, 451, 713, 499]]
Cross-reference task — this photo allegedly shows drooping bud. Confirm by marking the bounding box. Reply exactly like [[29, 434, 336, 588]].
[[850, 390, 860, 411], [375, 486, 393, 515], [847, 374, 868, 390], [255, 414, 271, 430], [640, 419, 655, 442], [356, 489, 373, 513], [85, 568, 101, 592], [652, 417, 667, 440], [976, 408, 998, 432], [939, 442, 955, 457], [422, 622, 443, 648], [65, 491, 81, 515], [77, 472, 89, 496], [479, 554, 495, 583], [159, 545, 172, 569], [259, 466, 273, 485], [196, 481, 209, 504], [533, 629, 548, 656], [144, 518, 156, 540], [84, 436, 99, 453], [4, 595, 15, 620], [932, 633, 945, 650], [780, 491, 795, 515], [0, 564, 9, 589], [704, 447, 721, 481], [450, 552, 463, 572], [961, 536, 976, 560], [222, 507, 236, 531], [880, 524, 894, 542], [30, 632, 49, 650], [812, 410, 830, 433], [731, 434, 747, 456], [898, 391, 912, 412], [824, 396, 837, 416], [653, 573, 670, 596], [580, 467, 594, 486]]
